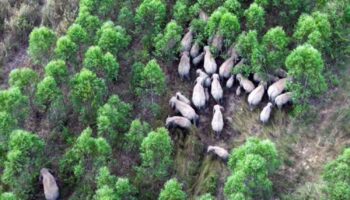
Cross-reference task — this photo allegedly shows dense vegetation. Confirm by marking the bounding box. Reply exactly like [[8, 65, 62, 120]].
[[0, 0, 349, 199]]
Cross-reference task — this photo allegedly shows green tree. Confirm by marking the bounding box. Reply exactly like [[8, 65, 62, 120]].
[[223, 0, 242, 17], [83, 46, 120, 82], [0, 87, 29, 124], [9, 68, 38, 96], [1, 130, 45, 199], [154, 20, 183, 60], [60, 127, 112, 199], [190, 18, 207, 44], [0, 112, 17, 163], [75, 10, 101, 43], [35, 76, 63, 111], [124, 119, 151, 152], [224, 138, 280, 200], [131, 62, 145, 93], [79, 0, 116, 18], [206, 8, 240, 50], [137, 59, 166, 115], [67, 23, 89, 45], [117, 5, 134, 31], [323, 148, 350, 200], [198, 193, 214, 200], [293, 12, 331, 52], [173, 0, 191, 27], [197, 0, 224, 14], [137, 127, 173, 181], [135, 0, 166, 48], [0, 192, 17, 200], [261, 27, 289, 70], [285, 44, 327, 115], [97, 95, 132, 144], [54, 36, 78, 65], [158, 178, 187, 200], [70, 68, 107, 123], [236, 30, 259, 64], [44, 60, 69, 86], [244, 3, 265, 33], [28, 26, 57, 65], [97, 21, 131, 55]]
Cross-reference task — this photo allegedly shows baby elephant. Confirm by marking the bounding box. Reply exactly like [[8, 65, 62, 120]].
[[40, 168, 59, 200], [207, 145, 229, 161]]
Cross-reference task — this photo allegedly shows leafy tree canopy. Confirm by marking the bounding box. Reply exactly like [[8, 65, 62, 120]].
[[158, 178, 187, 200]]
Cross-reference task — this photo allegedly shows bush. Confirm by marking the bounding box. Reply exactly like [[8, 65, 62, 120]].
[[285, 44, 327, 115], [117, 5, 134, 32], [190, 18, 207, 44], [28, 26, 57, 65], [44, 60, 69, 86], [135, 0, 166, 48], [293, 12, 331, 52], [97, 95, 132, 144], [67, 23, 88, 46], [197, 0, 224, 14], [223, 0, 242, 17], [0, 87, 29, 124], [83, 46, 120, 82], [75, 10, 101, 43], [158, 178, 187, 200], [35, 76, 63, 112], [224, 138, 280, 199], [154, 20, 183, 60], [244, 3, 265, 33], [1, 130, 45, 199], [173, 0, 191, 27], [9, 68, 38, 96], [323, 148, 350, 200], [137, 127, 173, 181], [206, 7, 240, 50], [236, 30, 259, 63], [54, 36, 78, 65], [60, 127, 112, 199], [79, 0, 116, 18], [97, 21, 131, 56], [70, 68, 107, 124], [124, 119, 151, 152]]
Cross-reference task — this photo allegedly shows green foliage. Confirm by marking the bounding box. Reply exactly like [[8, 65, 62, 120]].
[[197, 0, 224, 14], [223, 0, 242, 17], [206, 8, 240, 49], [0, 112, 17, 164], [323, 148, 350, 200], [158, 178, 187, 200], [79, 0, 116, 18], [225, 138, 280, 199], [138, 59, 166, 97], [190, 18, 207, 44], [94, 166, 136, 200], [60, 128, 112, 199], [131, 62, 145, 93], [28, 26, 57, 65], [198, 193, 214, 200], [75, 10, 101, 43], [97, 21, 131, 55], [35, 76, 63, 111], [67, 23, 89, 45], [1, 130, 44, 199], [236, 30, 259, 63], [261, 27, 289, 70], [84, 46, 120, 82], [9, 68, 38, 96], [293, 12, 331, 52], [124, 119, 151, 152], [244, 3, 265, 33], [285, 44, 327, 115], [44, 60, 69, 85], [54, 36, 78, 63], [173, 0, 192, 27], [0, 87, 29, 124], [138, 127, 173, 181], [117, 5, 134, 31], [135, 0, 166, 47], [70, 68, 107, 123], [97, 95, 132, 144], [154, 20, 183, 60], [0, 192, 17, 200]]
